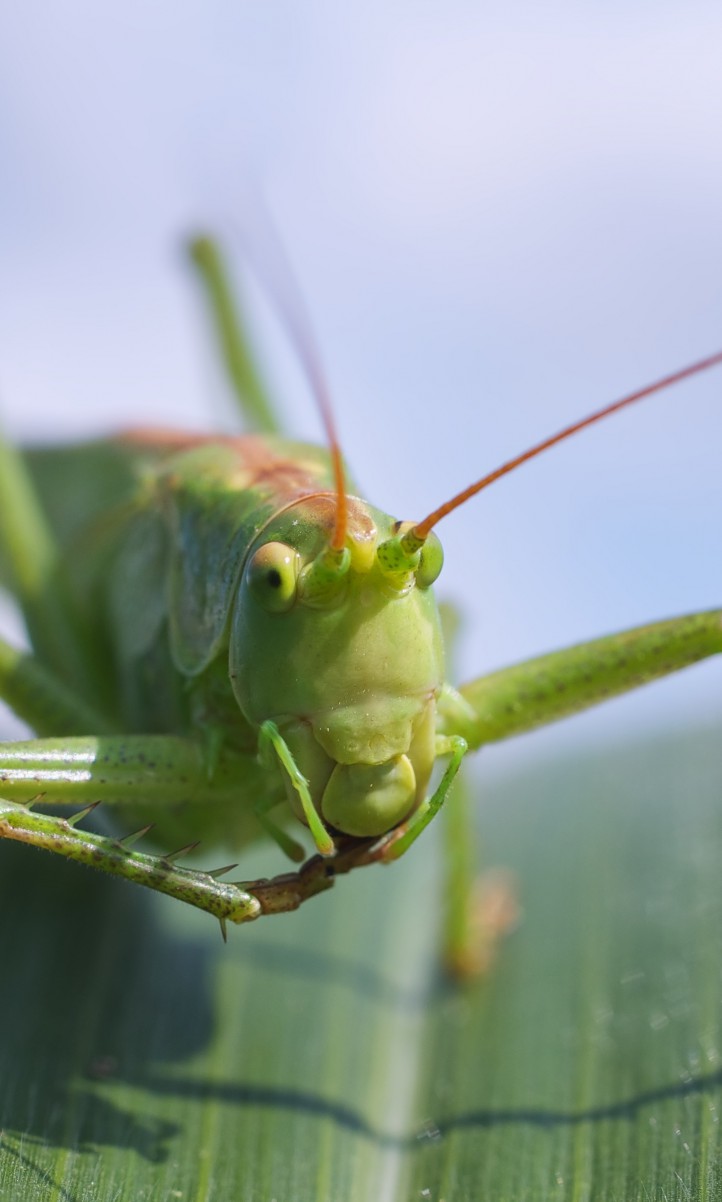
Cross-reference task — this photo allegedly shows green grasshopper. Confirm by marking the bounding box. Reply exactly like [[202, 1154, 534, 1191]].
[[0, 236, 720, 975]]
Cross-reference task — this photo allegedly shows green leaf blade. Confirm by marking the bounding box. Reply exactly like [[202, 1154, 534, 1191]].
[[1, 721, 721, 1200]]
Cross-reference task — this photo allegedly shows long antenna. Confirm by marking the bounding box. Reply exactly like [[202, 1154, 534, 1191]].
[[410, 350, 722, 542], [264, 286, 348, 552], [227, 210, 348, 551]]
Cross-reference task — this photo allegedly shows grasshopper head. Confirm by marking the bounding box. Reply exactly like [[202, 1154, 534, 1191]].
[[229, 495, 445, 838]]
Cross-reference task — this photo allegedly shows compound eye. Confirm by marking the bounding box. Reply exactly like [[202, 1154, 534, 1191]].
[[416, 531, 443, 589], [247, 542, 301, 612]]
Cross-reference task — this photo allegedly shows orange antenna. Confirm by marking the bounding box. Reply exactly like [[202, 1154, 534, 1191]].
[[278, 311, 348, 552], [229, 210, 348, 551], [410, 350, 722, 543]]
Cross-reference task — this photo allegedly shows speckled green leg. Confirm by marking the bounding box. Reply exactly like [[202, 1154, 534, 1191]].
[[0, 647, 369, 928], [0, 796, 263, 926], [0, 639, 269, 927], [0, 730, 341, 927], [0, 733, 251, 808], [443, 610, 722, 748], [0, 790, 396, 927]]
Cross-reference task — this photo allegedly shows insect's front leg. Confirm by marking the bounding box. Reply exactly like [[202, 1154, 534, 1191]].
[[0, 642, 375, 927], [0, 723, 340, 930], [0, 753, 379, 931], [0, 796, 265, 929], [0, 632, 259, 922]]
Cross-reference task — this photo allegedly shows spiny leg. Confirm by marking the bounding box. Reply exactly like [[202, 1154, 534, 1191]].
[[0, 640, 364, 926], [0, 638, 259, 888], [0, 783, 389, 928], [0, 678, 272, 925], [0, 645, 360, 926], [0, 721, 477, 928], [0, 731, 334, 927], [0, 797, 263, 926], [0, 772, 506, 931]]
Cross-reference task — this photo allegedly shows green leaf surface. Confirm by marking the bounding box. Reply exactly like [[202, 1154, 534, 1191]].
[[1, 721, 721, 1201]]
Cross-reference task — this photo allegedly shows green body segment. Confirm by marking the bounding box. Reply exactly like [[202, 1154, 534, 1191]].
[[1, 234, 720, 959], [7, 432, 722, 853], [22, 430, 339, 704], [14, 431, 446, 846], [0, 424, 720, 941]]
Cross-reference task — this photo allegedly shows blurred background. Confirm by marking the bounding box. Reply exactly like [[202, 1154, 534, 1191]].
[[0, 1, 720, 768]]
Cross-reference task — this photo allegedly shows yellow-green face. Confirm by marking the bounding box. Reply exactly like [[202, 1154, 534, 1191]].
[[229, 495, 445, 837]]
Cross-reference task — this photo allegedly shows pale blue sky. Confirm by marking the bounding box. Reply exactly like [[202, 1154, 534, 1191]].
[[0, 1, 720, 760]]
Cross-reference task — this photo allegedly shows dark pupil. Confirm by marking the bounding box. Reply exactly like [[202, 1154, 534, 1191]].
[[267, 568, 282, 589]]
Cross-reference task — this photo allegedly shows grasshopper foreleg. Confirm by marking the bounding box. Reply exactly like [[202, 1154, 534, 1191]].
[[0, 797, 262, 924], [379, 735, 468, 862], [258, 720, 336, 857]]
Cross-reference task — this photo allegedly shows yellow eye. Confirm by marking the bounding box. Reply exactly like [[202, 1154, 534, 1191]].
[[417, 532, 443, 588], [247, 542, 301, 613]]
